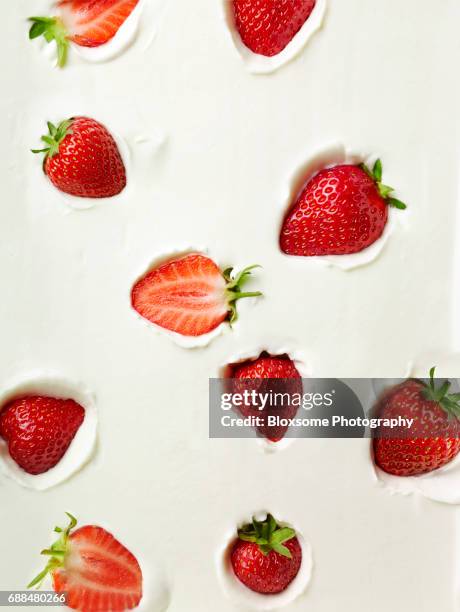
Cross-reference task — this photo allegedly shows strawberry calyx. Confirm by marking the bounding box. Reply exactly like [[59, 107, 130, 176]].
[[28, 513, 77, 589], [420, 367, 460, 419], [237, 514, 296, 559], [223, 265, 262, 324], [31, 119, 74, 159], [29, 17, 70, 67], [359, 159, 407, 210]]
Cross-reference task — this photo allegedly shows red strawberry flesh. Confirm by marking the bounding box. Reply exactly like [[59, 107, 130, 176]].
[[29, 514, 142, 612], [0, 396, 84, 475], [58, 0, 140, 48], [131, 253, 261, 337], [132, 254, 228, 337]]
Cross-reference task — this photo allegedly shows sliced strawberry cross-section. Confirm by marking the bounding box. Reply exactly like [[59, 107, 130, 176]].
[[29, 0, 140, 66], [131, 253, 262, 337], [29, 513, 143, 611]]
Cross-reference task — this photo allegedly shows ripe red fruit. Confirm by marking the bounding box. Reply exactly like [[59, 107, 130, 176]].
[[28, 513, 143, 612], [232, 354, 300, 381], [373, 368, 460, 477], [232, 0, 316, 57], [32, 117, 126, 199], [230, 354, 301, 441], [280, 160, 406, 256], [29, 0, 140, 66], [231, 514, 302, 594], [0, 396, 84, 475], [131, 253, 262, 337]]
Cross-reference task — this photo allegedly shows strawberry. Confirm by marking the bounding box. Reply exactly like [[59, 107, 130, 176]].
[[280, 160, 406, 256], [131, 253, 262, 337], [232, 0, 317, 57], [230, 353, 301, 441], [29, 0, 140, 67], [232, 353, 300, 380], [231, 513, 302, 594], [28, 513, 143, 611], [373, 368, 460, 477], [0, 396, 84, 475], [32, 117, 126, 199]]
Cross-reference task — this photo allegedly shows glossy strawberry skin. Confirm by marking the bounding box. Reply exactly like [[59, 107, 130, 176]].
[[53, 525, 142, 611], [373, 379, 460, 476], [44, 117, 126, 198], [58, 0, 139, 47], [0, 396, 84, 475], [231, 536, 302, 594], [232, 0, 316, 56], [230, 354, 301, 441], [232, 355, 300, 380], [280, 164, 388, 256]]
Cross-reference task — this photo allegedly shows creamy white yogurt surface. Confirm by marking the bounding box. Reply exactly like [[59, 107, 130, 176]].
[[1, 0, 460, 610]]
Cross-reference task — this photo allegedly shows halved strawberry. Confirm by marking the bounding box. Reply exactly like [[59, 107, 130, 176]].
[[29, 0, 139, 66], [29, 513, 143, 612], [0, 396, 84, 475], [131, 253, 262, 337]]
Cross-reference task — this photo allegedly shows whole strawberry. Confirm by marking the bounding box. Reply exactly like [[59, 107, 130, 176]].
[[232, 0, 316, 56], [280, 160, 406, 256], [373, 368, 460, 477], [231, 354, 301, 441], [0, 396, 84, 475], [33, 117, 126, 198], [231, 514, 302, 594], [131, 253, 262, 337], [29, 0, 140, 67], [29, 513, 143, 611]]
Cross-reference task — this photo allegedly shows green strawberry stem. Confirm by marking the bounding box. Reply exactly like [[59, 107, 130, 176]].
[[28, 513, 77, 589], [359, 159, 407, 210], [31, 119, 74, 159], [238, 514, 296, 559], [420, 367, 460, 419], [224, 265, 262, 324], [29, 16, 70, 68]]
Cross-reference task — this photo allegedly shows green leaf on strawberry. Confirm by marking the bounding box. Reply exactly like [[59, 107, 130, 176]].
[[28, 513, 77, 589], [421, 367, 460, 419], [31, 119, 73, 158], [238, 514, 296, 559], [223, 265, 262, 325], [28, 17, 69, 67], [360, 159, 407, 209]]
